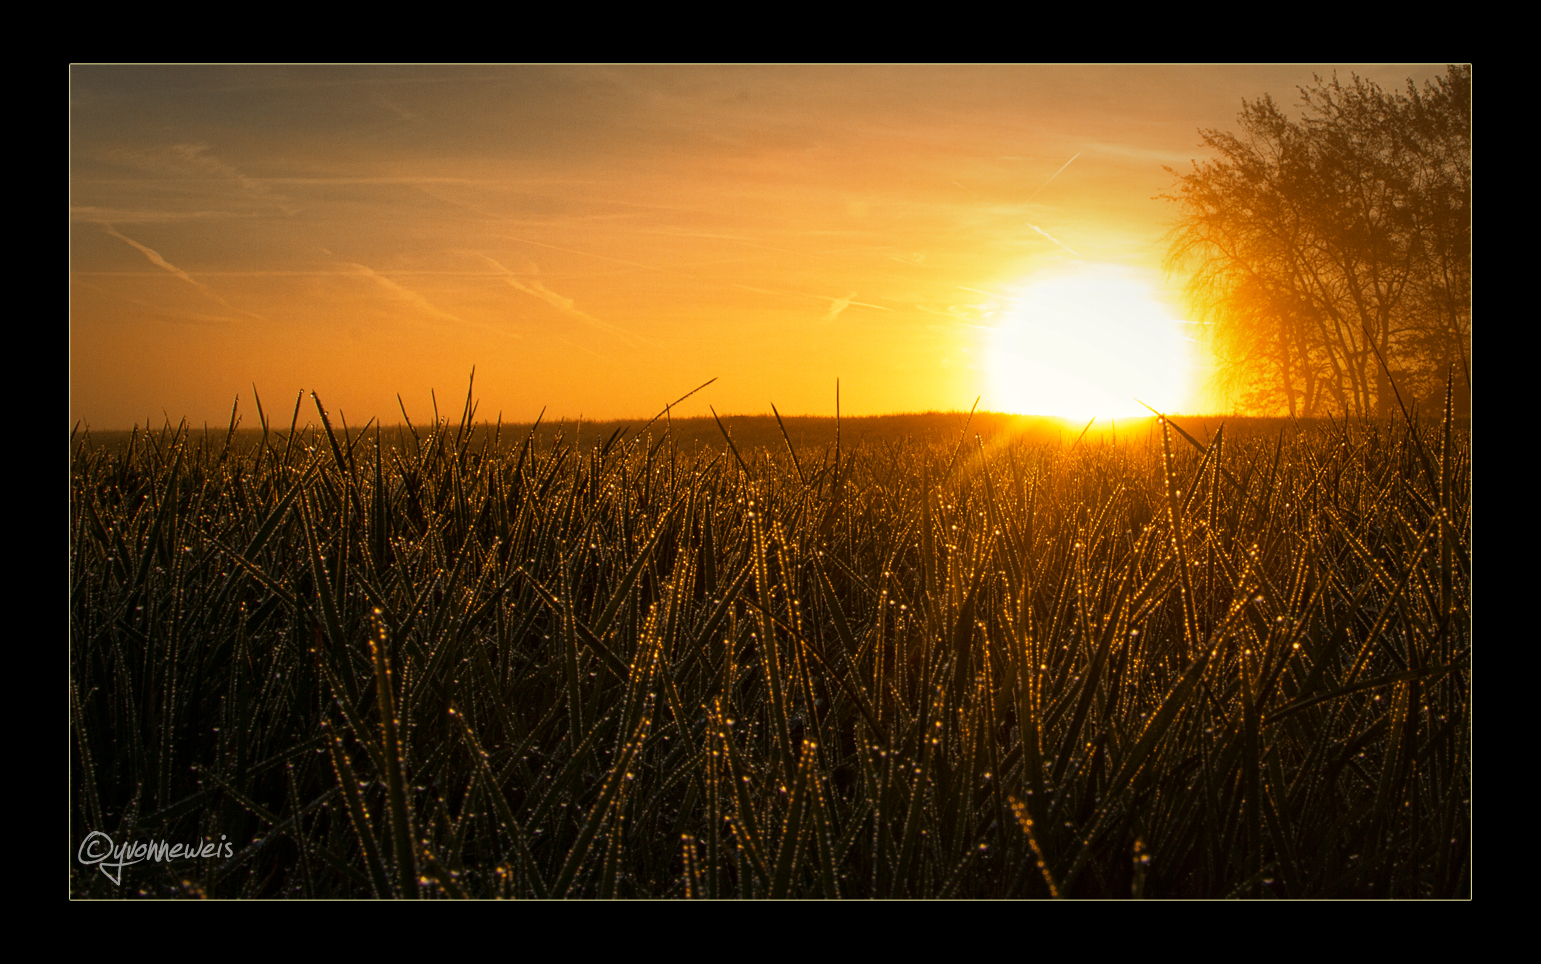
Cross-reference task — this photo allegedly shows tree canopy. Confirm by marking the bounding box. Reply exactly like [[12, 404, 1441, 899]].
[[1165, 66, 1470, 418]]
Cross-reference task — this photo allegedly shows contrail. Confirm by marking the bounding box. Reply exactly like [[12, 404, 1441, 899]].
[[101, 224, 267, 321], [348, 263, 467, 325], [821, 292, 892, 322], [1023, 152, 1080, 205], [823, 292, 857, 322], [958, 286, 1011, 299], [1011, 153, 1081, 256], [474, 253, 641, 345], [1028, 222, 1079, 256], [100, 225, 205, 289], [499, 235, 664, 274]]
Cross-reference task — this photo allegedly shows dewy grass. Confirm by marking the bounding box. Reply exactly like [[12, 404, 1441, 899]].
[[69, 401, 1470, 898]]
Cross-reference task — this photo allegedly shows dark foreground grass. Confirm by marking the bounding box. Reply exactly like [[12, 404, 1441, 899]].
[[69, 395, 1470, 898]]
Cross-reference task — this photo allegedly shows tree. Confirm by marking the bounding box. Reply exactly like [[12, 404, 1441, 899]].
[[1164, 67, 1470, 418]]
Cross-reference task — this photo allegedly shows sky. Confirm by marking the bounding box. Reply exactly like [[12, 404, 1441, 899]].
[[69, 64, 1452, 430]]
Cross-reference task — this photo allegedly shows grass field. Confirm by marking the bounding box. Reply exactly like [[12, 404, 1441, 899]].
[[68, 393, 1470, 898]]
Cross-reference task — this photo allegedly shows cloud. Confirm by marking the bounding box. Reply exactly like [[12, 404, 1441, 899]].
[[347, 263, 468, 326], [71, 206, 243, 225], [71, 279, 230, 329], [473, 254, 641, 345], [101, 225, 203, 288], [377, 97, 419, 122], [922, 293, 1003, 321], [99, 224, 267, 321], [91, 144, 297, 218], [1027, 222, 1079, 256], [106, 143, 248, 182], [1078, 142, 1196, 166], [822, 291, 893, 322], [823, 292, 857, 321], [496, 235, 664, 274]]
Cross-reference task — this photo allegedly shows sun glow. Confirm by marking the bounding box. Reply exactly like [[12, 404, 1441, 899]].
[[985, 264, 1192, 421]]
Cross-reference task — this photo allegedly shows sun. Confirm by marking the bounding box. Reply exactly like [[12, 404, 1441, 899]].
[[984, 264, 1193, 421]]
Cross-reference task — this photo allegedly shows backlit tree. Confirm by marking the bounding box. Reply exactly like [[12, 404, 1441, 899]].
[[1164, 66, 1471, 417]]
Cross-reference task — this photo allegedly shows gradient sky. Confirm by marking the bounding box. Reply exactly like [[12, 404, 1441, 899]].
[[69, 65, 1450, 430]]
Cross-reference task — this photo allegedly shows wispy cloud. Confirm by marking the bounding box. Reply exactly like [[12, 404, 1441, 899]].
[[106, 143, 249, 182], [821, 292, 892, 322], [101, 225, 203, 288], [72, 279, 231, 330], [348, 263, 468, 326], [377, 97, 419, 122], [957, 286, 1012, 301], [923, 291, 1005, 321], [268, 176, 482, 186], [72, 206, 243, 225], [474, 254, 640, 345], [497, 235, 665, 274], [731, 282, 792, 298], [99, 224, 267, 321], [1078, 142, 1195, 166], [1027, 222, 1079, 256], [87, 144, 298, 220], [823, 292, 856, 321]]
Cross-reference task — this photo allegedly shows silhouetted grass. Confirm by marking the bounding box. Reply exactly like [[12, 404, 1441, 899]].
[[69, 392, 1470, 898]]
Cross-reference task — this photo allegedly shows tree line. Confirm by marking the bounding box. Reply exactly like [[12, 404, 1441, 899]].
[[1165, 66, 1470, 418]]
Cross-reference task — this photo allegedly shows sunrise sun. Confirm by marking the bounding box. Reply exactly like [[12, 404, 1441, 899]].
[[984, 264, 1193, 421]]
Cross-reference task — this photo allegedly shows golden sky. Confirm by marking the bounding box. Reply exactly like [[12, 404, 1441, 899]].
[[69, 65, 1449, 430]]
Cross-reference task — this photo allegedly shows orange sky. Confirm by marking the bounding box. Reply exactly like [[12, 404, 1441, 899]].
[[69, 65, 1450, 430]]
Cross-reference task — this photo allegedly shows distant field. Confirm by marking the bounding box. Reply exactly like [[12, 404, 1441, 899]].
[[69, 403, 1470, 898], [77, 410, 1309, 458]]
